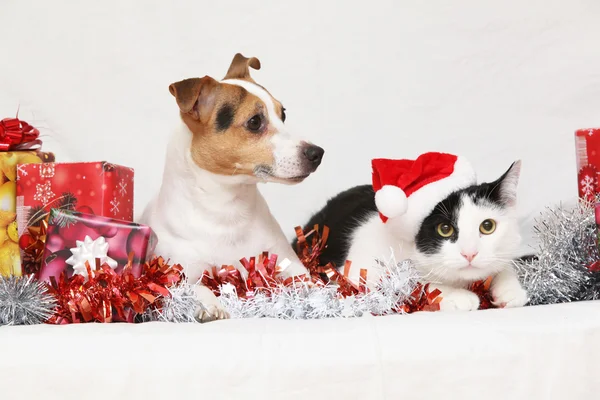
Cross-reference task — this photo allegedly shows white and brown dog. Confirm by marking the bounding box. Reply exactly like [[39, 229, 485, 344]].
[[140, 54, 324, 321]]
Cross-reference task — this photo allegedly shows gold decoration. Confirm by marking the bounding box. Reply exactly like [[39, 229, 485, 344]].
[[25, 219, 48, 264]]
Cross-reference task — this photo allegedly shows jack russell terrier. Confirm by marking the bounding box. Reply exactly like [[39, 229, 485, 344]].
[[140, 54, 324, 322]]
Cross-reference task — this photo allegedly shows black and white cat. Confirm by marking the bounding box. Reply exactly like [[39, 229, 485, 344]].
[[297, 159, 528, 311]]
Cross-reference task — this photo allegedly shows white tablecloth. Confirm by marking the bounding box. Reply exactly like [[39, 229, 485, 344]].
[[1, 301, 599, 400]]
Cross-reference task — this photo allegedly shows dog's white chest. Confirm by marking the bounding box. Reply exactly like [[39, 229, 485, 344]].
[[145, 190, 288, 283]]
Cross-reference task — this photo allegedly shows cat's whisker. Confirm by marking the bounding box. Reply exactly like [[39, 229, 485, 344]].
[[438, 202, 452, 219]]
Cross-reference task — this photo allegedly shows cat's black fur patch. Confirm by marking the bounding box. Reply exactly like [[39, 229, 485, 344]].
[[292, 185, 377, 268], [467, 162, 515, 207], [215, 104, 235, 132], [415, 165, 514, 254], [415, 192, 462, 254]]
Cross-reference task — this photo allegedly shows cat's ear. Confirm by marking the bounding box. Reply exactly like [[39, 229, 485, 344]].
[[492, 160, 521, 207]]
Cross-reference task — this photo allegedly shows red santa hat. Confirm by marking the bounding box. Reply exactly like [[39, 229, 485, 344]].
[[372, 152, 476, 230]]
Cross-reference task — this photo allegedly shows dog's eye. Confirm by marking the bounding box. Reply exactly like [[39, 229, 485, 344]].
[[281, 107, 286, 123], [246, 115, 263, 132]]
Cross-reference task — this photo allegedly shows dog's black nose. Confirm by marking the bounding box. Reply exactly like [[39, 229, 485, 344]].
[[303, 145, 324, 165]]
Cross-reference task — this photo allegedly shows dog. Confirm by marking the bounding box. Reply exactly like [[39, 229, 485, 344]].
[[140, 54, 324, 322]]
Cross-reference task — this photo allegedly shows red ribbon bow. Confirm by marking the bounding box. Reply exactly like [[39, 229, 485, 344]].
[[0, 117, 42, 151]]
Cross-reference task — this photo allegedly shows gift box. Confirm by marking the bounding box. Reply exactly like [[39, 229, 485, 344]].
[[16, 161, 134, 274], [38, 209, 157, 283], [0, 150, 55, 276], [575, 128, 600, 202]]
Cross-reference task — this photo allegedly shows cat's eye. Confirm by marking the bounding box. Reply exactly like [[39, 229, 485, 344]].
[[436, 223, 454, 238], [480, 219, 496, 235]]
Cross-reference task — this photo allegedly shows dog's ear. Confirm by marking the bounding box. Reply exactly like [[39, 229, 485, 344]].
[[169, 76, 218, 121], [223, 53, 261, 81]]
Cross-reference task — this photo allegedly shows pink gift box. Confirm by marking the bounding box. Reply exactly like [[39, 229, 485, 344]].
[[39, 209, 157, 282]]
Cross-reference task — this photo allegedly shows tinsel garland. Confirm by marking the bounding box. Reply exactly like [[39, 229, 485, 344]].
[[0, 275, 56, 326], [46, 255, 184, 324], [514, 201, 600, 305], [200, 226, 448, 319], [215, 256, 429, 319], [139, 280, 201, 323]]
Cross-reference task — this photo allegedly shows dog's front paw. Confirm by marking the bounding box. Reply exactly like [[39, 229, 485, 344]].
[[195, 303, 230, 323], [491, 281, 528, 308], [193, 284, 230, 323], [439, 289, 480, 312]]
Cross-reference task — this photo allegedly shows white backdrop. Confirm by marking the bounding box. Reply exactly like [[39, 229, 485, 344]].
[[1, 0, 599, 250]]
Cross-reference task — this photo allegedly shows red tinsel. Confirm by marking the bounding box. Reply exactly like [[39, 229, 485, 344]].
[[470, 276, 496, 310], [46, 255, 183, 324], [202, 253, 278, 298], [201, 226, 362, 299], [0, 117, 42, 151], [397, 283, 443, 313], [295, 225, 362, 296]]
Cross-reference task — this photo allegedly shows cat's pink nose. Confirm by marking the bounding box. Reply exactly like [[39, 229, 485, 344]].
[[461, 252, 478, 262]]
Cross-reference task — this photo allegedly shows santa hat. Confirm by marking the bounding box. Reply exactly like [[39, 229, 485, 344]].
[[372, 152, 476, 231]]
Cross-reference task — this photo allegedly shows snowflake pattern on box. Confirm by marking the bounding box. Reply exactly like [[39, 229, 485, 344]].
[[578, 165, 598, 203], [110, 196, 120, 215], [118, 178, 127, 196], [33, 181, 55, 205], [16, 162, 135, 226], [16, 164, 28, 180], [575, 128, 600, 202], [39, 163, 56, 178]]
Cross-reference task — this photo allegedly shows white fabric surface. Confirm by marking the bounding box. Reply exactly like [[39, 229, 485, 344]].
[[1, 301, 599, 400]]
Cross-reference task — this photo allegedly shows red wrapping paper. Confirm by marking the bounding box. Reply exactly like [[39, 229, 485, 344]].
[[16, 161, 134, 229], [575, 128, 600, 202], [38, 209, 157, 283], [16, 161, 134, 274]]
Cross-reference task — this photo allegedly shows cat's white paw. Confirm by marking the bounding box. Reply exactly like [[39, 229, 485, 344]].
[[491, 281, 528, 308], [193, 284, 230, 323], [439, 289, 480, 312]]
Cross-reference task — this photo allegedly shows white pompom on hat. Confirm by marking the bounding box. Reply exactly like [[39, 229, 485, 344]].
[[372, 152, 477, 231]]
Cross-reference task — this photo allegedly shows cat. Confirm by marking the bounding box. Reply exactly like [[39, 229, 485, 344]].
[[295, 160, 528, 311]]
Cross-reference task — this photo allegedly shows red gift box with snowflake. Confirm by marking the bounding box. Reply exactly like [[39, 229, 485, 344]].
[[575, 128, 600, 202], [15, 161, 134, 274], [38, 209, 157, 283]]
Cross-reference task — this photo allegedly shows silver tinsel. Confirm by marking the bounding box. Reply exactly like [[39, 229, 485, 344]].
[[139, 280, 201, 323], [514, 201, 600, 305], [218, 257, 420, 319], [0, 275, 57, 326]]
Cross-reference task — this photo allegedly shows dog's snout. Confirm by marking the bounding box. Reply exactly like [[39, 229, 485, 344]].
[[303, 145, 324, 166]]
